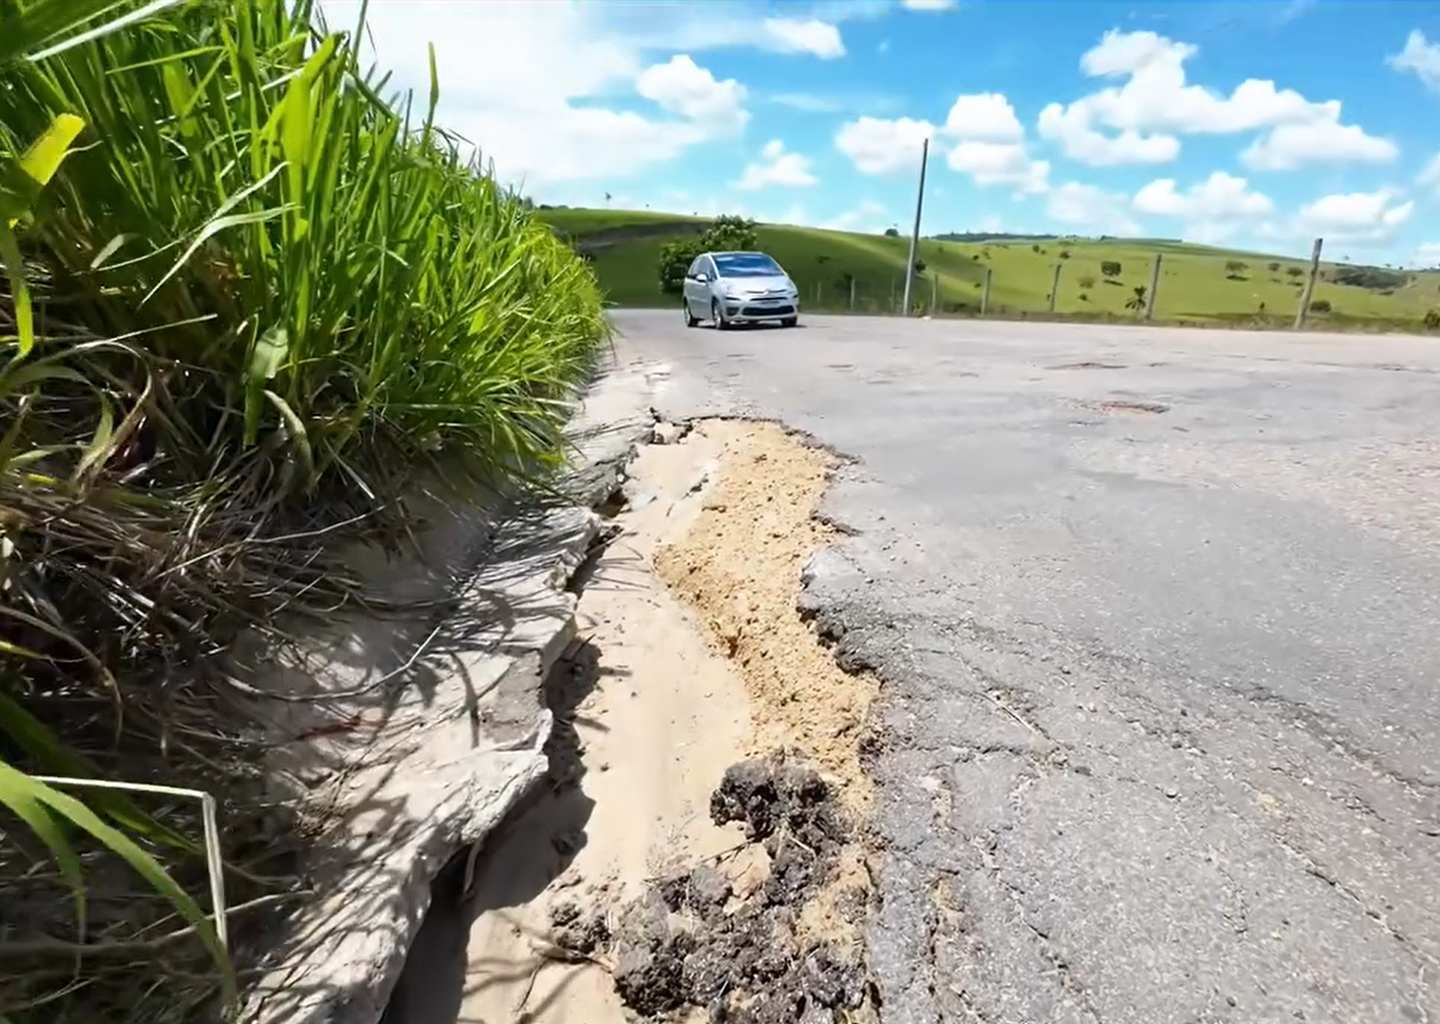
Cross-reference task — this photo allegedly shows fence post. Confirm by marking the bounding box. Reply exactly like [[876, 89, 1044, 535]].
[[1145, 253, 1162, 320], [930, 273, 938, 315], [849, 276, 856, 310], [890, 275, 898, 314], [814, 280, 821, 308], [1048, 263, 1062, 313], [1295, 237, 1324, 329], [981, 267, 992, 315]]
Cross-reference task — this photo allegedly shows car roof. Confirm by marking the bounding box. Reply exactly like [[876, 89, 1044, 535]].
[[705, 250, 775, 258]]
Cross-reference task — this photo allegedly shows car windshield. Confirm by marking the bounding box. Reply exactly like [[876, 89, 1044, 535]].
[[713, 253, 782, 278]]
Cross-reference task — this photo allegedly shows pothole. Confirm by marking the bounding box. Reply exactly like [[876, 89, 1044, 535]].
[[1092, 399, 1170, 415], [382, 417, 880, 1024]]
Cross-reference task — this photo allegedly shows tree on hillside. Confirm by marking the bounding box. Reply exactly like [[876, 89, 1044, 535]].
[[1286, 266, 1304, 279], [884, 226, 900, 237], [1125, 284, 1147, 314], [1224, 259, 1248, 280], [656, 216, 761, 294], [1268, 261, 1281, 272], [604, 191, 612, 207], [1101, 260, 1122, 279]]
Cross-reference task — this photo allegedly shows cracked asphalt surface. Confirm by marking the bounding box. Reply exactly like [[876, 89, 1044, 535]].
[[611, 309, 1440, 1024]]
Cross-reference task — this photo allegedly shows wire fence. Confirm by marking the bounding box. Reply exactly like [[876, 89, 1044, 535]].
[[772, 239, 1434, 332]]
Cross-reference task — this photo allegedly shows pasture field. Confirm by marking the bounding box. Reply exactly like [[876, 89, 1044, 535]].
[[538, 206, 1440, 330]]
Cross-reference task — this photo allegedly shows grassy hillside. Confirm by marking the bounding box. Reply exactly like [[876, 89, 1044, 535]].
[[538, 207, 1440, 329]]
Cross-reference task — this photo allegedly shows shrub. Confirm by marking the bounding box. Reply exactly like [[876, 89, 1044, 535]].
[[1310, 298, 1333, 313], [1059, 249, 1071, 259], [1100, 260, 1122, 278], [1078, 274, 1097, 289], [0, 0, 607, 1018], [658, 216, 758, 293], [1424, 310, 1440, 331], [1287, 266, 1305, 278], [1331, 265, 1406, 290], [1268, 261, 1280, 272]]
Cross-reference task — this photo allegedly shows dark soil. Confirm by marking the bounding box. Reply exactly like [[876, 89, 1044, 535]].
[[556, 754, 876, 1024]]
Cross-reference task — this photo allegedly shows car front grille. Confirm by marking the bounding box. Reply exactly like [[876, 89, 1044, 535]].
[[740, 303, 795, 317]]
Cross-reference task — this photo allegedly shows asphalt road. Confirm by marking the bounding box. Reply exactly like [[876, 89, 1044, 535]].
[[611, 309, 1440, 1024]]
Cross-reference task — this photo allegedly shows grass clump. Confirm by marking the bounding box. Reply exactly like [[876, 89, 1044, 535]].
[[0, 0, 608, 1020]]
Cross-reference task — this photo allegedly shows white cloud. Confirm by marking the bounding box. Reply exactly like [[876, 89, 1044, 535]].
[[637, 55, 748, 134], [1418, 152, 1440, 190], [313, 1, 783, 187], [1295, 189, 1415, 242], [1038, 29, 1389, 170], [1047, 182, 1140, 235], [734, 140, 818, 190], [1389, 30, 1440, 91], [1133, 172, 1273, 244], [1242, 119, 1398, 172], [947, 142, 1050, 193], [822, 199, 890, 233], [900, 0, 958, 10], [761, 17, 846, 59], [942, 93, 1024, 143], [1134, 172, 1274, 219], [1037, 104, 1179, 166], [1414, 242, 1440, 266], [940, 93, 1049, 192], [835, 116, 934, 175]]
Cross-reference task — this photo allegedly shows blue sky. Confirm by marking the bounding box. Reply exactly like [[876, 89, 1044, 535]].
[[328, 0, 1440, 266]]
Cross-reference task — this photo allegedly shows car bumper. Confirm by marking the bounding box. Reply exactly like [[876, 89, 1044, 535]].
[[720, 298, 799, 321]]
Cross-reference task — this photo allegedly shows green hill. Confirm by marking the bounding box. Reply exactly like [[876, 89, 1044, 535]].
[[536, 207, 1440, 330]]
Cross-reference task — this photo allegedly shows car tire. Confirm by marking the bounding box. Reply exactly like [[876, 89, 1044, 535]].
[[684, 300, 698, 328], [711, 299, 728, 330], [781, 316, 798, 328]]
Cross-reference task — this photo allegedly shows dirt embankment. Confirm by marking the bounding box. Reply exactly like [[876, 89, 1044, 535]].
[[381, 419, 880, 1024]]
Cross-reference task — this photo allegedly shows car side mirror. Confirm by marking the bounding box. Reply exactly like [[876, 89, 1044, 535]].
[[693, 272, 708, 283]]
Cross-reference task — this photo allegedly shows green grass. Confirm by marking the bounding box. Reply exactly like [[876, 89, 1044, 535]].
[[539, 207, 1440, 329], [0, 1, 608, 1021]]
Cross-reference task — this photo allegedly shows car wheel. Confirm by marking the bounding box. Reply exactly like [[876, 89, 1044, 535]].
[[684, 300, 698, 328], [781, 316, 798, 328], [711, 299, 728, 330]]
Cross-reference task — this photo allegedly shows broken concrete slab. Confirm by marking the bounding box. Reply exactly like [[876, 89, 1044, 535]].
[[238, 357, 662, 1024]]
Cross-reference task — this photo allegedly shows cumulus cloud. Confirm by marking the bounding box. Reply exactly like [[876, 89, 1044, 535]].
[[822, 199, 891, 233], [1132, 172, 1273, 244], [941, 93, 1048, 192], [900, 0, 958, 10], [835, 115, 933, 175], [637, 55, 749, 135], [734, 140, 818, 190], [839, 92, 1048, 193], [1388, 30, 1440, 91], [1038, 29, 1392, 170], [1413, 241, 1440, 267], [1418, 152, 1440, 191], [314, 1, 778, 187], [1046, 182, 1140, 236], [1294, 189, 1414, 242], [761, 17, 846, 59], [1242, 119, 1398, 172]]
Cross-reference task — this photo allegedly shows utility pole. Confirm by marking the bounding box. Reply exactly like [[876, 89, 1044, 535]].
[[1295, 237, 1324, 329], [1145, 253, 1162, 320], [900, 137, 930, 317]]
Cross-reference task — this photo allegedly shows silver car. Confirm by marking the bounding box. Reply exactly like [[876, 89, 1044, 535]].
[[682, 250, 800, 329]]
